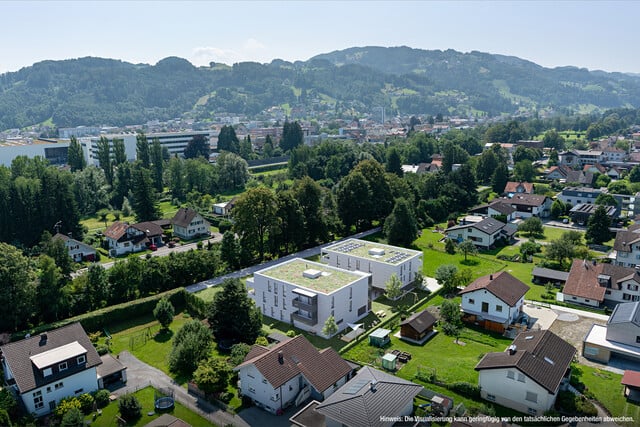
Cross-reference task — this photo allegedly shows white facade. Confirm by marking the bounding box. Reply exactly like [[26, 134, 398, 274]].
[[105, 228, 148, 256], [321, 239, 423, 293], [248, 258, 370, 338], [0, 141, 70, 167], [56, 235, 96, 262], [478, 368, 556, 415], [445, 225, 501, 249], [461, 289, 523, 325], [22, 368, 99, 415], [562, 294, 601, 307], [615, 247, 640, 268], [173, 214, 210, 240]]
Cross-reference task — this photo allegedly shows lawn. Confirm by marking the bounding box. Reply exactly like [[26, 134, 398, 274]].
[[194, 286, 223, 303], [87, 386, 215, 427]]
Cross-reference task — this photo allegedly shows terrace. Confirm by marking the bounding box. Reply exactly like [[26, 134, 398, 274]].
[[259, 259, 365, 294], [323, 239, 421, 265]]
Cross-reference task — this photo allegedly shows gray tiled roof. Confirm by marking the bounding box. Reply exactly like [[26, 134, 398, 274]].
[[475, 330, 575, 394], [447, 217, 506, 236], [0, 323, 102, 393], [608, 302, 640, 326], [315, 366, 423, 427]]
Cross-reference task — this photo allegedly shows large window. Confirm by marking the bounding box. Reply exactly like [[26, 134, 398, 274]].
[[33, 391, 43, 410], [525, 391, 537, 402]]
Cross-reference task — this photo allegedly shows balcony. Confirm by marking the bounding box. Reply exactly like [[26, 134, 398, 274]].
[[292, 297, 317, 313], [292, 310, 317, 326]]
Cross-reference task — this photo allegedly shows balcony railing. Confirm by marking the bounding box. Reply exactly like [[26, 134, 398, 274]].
[[292, 311, 317, 326], [292, 297, 317, 312]]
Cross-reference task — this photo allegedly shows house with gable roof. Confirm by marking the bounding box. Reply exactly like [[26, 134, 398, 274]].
[[290, 366, 423, 427], [0, 323, 103, 416], [103, 221, 164, 256], [459, 271, 530, 333], [171, 207, 210, 240], [475, 329, 575, 416], [52, 233, 96, 262], [614, 223, 640, 267], [445, 217, 517, 249], [469, 200, 517, 221], [234, 335, 354, 414], [503, 181, 534, 196]]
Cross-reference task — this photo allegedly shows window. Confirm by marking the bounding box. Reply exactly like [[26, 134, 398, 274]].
[[262, 293, 266, 303], [55, 382, 64, 390], [46, 387, 51, 393], [517, 373, 525, 383], [274, 295, 278, 307], [331, 296, 335, 309], [43, 367, 52, 377], [59, 362, 68, 371], [283, 299, 286, 310], [349, 300, 352, 312], [496, 305, 503, 312], [74, 388, 83, 394], [507, 371, 515, 380], [468, 298, 475, 305], [349, 287, 353, 299], [274, 283, 278, 294], [358, 305, 366, 316], [248, 387, 256, 394], [33, 391, 43, 410], [486, 394, 495, 401], [268, 282, 271, 292], [636, 336, 640, 344], [481, 302, 489, 313], [77, 355, 86, 364], [527, 407, 537, 415]]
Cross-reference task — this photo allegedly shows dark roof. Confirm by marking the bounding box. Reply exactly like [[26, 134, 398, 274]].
[[621, 370, 640, 388], [290, 401, 326, 427], [475, 330, 576, 394], [144, 414, 192, 427], [96, 354, 127, 379], [103, 221, 129, 240], [131, 221, 164, 237], [569, 203, 616, 216], [235, 335, 351, 393], [314, 366, 422, 427], [171, 207, 199, 228], [505, 194, 549, 207], [532, 267, 570, 282], [613, 223, 640, 253], [459, 271, 529, 306], [563, 260, 640, 302], [400, 310, 436, 334], [608, 302, 640, 326], [447, 217, 506, 235], [489, 201, 517, 215], [0, 323, 102, 393]]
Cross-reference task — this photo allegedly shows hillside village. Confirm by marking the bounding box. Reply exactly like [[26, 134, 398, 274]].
[[3, 96, 640, 427]]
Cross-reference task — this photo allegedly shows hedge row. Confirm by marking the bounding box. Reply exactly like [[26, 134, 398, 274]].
[[183, 289, 209, 319], [12, 288, 186, 341]]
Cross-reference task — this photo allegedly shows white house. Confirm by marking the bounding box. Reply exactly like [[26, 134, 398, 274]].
[[321, 239, 422, 299], [583, 302, 640, 364], [103, 221, 164, 256], [502, 194, 552, 218], [562, 259, 640, 307], [445, 217, 517, 249], [52, 233, 96, 262], [291, 366, 423, 427], [247, 258, 370, 337], [212, 197, 237, 217], [469, 200, 517, 221], [171, 207, 210, 240], [0, 323, 103, 416], [475, 330, 575, 416], [614, 224, 640, 268], [234, 335, 353, 414], [459, 271, 530, 333]]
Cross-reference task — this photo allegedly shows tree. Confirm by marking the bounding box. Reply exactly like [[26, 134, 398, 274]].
[[61, 407, 84, 427], [542, 129, 565, 150], [513, 160, 535, 182], [445, 238, 456, 254], [551, 199, 565, 219], [385, 274, 403, 301], [0, 243, 37, 331], [220, 230, 241, 271], [232, 187, 277, 261], [153, 297, 175, 330], [184, 134, 210, 159], [96, 136, 113, 186], [216, 151, 249, 191], [595, 193, 618, 207], [562, 230, 584, 246], [169, 320, 212, 374], [151, 138, 164, 192], [629, 165, 640, 183], [270, 191, 305, 254], [519, 240, 539, 262], [491, 163, 509, 194], [67, 136, 85, 172], [280, 120, 304, 152], [336, 171, 372, 231], [385, 147, 403, 177], [458, 239, 478, 261], [440, 299, 462, 338], [384, 198, 418, 247], [37, 255, 67, 322], [168, 157, 186, 201], [586, 205, 612, 244], [545, 238, 575, 269], [293, 176, 328, 246], [131, 167, 160, 221], [113, 138, 127, 165], [217, 125, 239, 153], [193, 358, 232, 395], [118, 394, 142, 421], [0, 409, 10, 427], [207, 278, 262, 344], [229, 343, 252, 366], [518, 217, 544, 236], [136, 133, 150, 168], [435, 264, 459, 295], [322, 314, 338, 337]]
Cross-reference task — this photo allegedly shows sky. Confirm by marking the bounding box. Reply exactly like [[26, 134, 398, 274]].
[[2, 1, 640, 75]]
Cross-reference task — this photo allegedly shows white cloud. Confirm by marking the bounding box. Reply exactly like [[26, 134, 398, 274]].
[[190, 38, 268, 67], [243, 38, 266, 52]]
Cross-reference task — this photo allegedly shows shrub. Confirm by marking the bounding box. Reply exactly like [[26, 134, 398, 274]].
[[118, 394, 142, 421], [286, 330, 296, 337], [217, 392, 232, 403], [218, 219, 233, 233], [61, 407, 84, 427], [95, 344, 110, 355], [54, 397, 81, 418], [449, 381, 481, 399], [88, 331, 102, 343], [93, 390, 110, 409], [77, 393, 94, 414], [254, 336, 268, 346]]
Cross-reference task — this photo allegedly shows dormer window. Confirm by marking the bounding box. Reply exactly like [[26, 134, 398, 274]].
[[59, 361, 68, 371], [77, 355, 86, 364], [43, 367, 52, 377]]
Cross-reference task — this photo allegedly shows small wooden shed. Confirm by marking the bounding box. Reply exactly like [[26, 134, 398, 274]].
[[400, 310, 436, 342]]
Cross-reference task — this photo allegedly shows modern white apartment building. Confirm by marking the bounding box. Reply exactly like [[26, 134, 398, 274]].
[[321, 239, 422, 298], [247, 258, 370, 338]]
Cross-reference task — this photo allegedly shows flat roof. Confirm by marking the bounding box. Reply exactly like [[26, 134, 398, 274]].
[[370, 328, 391, 338], [323, 239, 421, 265], [584, 324, 640, 360], [257, 258, 367, 294], [30, 341, 86, 369]]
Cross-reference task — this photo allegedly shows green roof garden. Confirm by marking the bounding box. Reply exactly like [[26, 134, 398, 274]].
[[323, 239, 421, 265], [259, 258, 365, 294]]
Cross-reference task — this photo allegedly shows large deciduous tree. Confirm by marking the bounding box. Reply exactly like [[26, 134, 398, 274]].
[[207, 278, 262, 344], [169, 319, 212, 374], [280, 120, 304, 152], [232, 187, 277, 261], [216, 152, 249, 191], [0, 243, 37, 331], [184, 134, 210, 160], [153, 297, 175, 330]]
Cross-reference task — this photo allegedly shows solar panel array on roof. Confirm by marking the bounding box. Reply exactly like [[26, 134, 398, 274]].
[[384, 250, 410, 263], [344, 378, 370, 395], [334, 242, 365, 253]]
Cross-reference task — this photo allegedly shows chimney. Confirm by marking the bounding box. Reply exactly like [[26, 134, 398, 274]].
[[370, 380, 377, 392], [489, 274, 493, 280], [278, 351, 284, 365], [507, 344, 517, 355], [39, 333, 48, 346]]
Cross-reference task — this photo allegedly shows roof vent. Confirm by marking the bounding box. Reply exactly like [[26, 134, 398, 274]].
[[39, 334, 47, 346], [507, 344, 517, 355], [278, 351, 284, 365], [303, 269, 322, 279], [369, 248, 385, 257], [489, 274, 493, 280], [370, 380, 377, 392]]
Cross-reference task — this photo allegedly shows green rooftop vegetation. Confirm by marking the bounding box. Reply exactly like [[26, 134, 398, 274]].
[[260, 259, 364, 294]]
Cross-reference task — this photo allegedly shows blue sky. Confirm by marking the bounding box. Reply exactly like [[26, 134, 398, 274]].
[[2, 1, 639, 74]]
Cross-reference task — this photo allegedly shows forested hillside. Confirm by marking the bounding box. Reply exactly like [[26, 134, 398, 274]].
[[2, 46, 640, 130]]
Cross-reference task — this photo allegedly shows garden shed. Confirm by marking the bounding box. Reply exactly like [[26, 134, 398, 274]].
[[369, 328, 391, 347]]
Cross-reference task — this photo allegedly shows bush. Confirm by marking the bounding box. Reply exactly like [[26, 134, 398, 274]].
[[118, 394, 142, 421], [54, 397, 82, 418], [286, 330, 296, 337], [218, 219, 233, 233], [94, 390, 110, 409], [95, 344, 110, 355], [77, 393, 94, 414], [217, 392, 232, 403], [61, 407, 84, 427], [449, 381, 481, 399]]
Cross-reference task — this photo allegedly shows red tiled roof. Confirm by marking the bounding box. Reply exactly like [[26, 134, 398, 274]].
[[504, 181, 533, 194], [562, 259, 607, 302], [103, 221, 129, 240], [622, 370, 640, 388], [459, 271, 529, 307]]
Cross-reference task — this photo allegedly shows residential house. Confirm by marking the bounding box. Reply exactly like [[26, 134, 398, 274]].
[[321, 239, 422, 299], [614, 224, 640, 267], [531, 267, 569, 287], [399, 309, 437, 344], [557, 186, 603, 207], [607, 167, 624, 180], [545, 165, 593, 185], [0, 323, 103, 416], [234, 335, 353, 414], [569, 203, 617, 225], [475, 330, 575, 416], [503, 181, 534, 196], [247, 258, 370, 337], [502, 194, 552, 218], [602, 146, 627, 163], [171, 207, 210, 240], [401, 163, 429, 174], [559, 149, 604, 167], [583, 163, 607, 175], [583, 302, 640, 364], [103, 221, 164, 256], [290, 366, 423, 427], [469, 200, 517, 221], [621, 371, 640, 402], [212, 197, 237, 216], [459, 272, 530, 333], [562, 259, 640, 307], [52, 233, 96, 262], [445, 217, 517, 249]]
